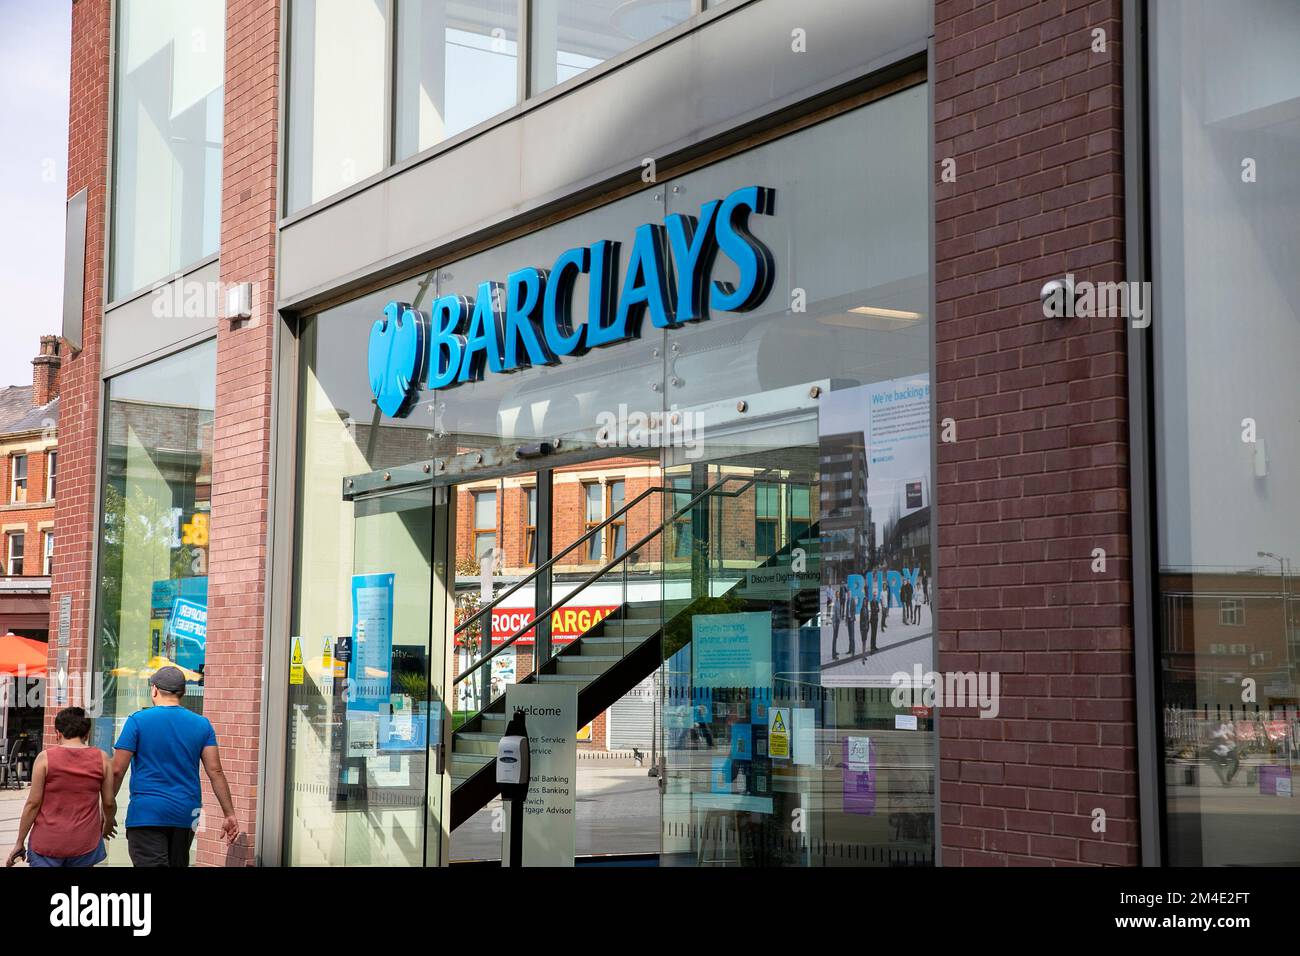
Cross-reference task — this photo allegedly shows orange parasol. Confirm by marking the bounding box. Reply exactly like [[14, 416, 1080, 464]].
[[0, 633, 48, 677]]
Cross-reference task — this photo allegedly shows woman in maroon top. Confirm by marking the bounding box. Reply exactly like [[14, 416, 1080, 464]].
[[5, 707, 116, 867]]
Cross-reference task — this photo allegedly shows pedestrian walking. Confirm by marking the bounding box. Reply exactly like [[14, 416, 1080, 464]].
[[5, 707, 114, 867], [111, 666, 240, 867]]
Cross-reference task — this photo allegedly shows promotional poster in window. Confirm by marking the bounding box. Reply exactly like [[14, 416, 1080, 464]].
[[818, 377, 932, 687]]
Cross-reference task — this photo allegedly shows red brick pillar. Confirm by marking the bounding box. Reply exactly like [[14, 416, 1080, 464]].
[[933, 0, 1138, 864], [46, 0, 111, 740], [199, 0, 281, 867]]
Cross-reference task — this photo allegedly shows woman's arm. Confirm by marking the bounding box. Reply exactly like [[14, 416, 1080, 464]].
[[100, 752, 117, 840], [5, 752, 47, 866]]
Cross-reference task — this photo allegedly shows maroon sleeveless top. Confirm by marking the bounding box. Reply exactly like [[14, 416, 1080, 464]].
[[29, 746, 105, 858]]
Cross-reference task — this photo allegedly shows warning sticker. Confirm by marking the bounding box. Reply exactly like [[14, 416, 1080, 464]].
[[289, 637, 304, 686], [769, 707, 790, 759]]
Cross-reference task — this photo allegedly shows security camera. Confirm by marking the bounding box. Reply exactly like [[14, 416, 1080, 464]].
[[1040, 276, 1077, 318]]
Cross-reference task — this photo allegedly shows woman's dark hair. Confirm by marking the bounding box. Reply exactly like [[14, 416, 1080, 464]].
[[54, 707, 92, 741]]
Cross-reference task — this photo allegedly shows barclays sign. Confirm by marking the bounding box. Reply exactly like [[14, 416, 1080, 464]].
[[368, 185, 777, 417]]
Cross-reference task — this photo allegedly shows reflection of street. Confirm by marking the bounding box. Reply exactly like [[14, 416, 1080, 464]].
[[820, 602, 933, 687], [1165, 758, 1300, 865]]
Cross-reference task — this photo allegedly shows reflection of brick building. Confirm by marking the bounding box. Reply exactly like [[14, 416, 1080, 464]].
[[819, 431, 871, 583], [0, 337, 62, 638], [1159, 569, 1298, 709]]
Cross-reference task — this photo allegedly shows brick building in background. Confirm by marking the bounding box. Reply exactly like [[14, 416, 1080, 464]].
[[49, 0, 1300, 867], [0, 336, 61, 638]]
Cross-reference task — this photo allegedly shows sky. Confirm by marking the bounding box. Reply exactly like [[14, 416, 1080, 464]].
[[0, 0, 71, 390]]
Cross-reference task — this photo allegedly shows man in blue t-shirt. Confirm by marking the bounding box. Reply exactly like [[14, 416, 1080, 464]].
[[110, 666, 240, 867]]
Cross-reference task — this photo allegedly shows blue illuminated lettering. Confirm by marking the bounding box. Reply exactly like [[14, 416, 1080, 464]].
[[370, 185, 777, 411]]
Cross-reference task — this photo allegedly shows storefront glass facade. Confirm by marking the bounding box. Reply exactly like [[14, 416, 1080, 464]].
[[282, 81, 934, 866], [90, 342, 217, 865], [1151, 0, 1300, 865]]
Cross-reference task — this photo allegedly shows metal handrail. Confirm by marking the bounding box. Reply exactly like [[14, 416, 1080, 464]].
[[454, 472, 752, 638], [453, 474, 760, 687]]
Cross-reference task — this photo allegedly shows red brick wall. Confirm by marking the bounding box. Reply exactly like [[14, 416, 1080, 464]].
[[46, 0, 111, 738], [933, 0, 1136, 865], [199, 0, 281, 867]]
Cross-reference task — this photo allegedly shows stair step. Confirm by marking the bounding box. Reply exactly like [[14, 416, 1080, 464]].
[[601, 620, 661, 636], [535, 673, 595, 685], [454, 732, 501, 756], [556, 655, 620, 676], [577, 636, 645, 655], [451, 753, 494, 782]]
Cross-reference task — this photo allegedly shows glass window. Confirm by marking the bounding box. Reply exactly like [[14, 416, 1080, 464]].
[[287, 0, 390, 212], [46, 451, 57, 501], [583, 481, 604, 561], [1151, 0, 1300, 865], [524, 486, 538, 565], [10, 455, 26, 502], [289, 87, 933, 867], [43, 531, 54, 577], [530, 0, 692, 95], [473, 489, 497, 559], [395, 0, 520, 161], [110, 0, 224, 299], [755, 482, 780, 557], [6, 533, 24, 577], [91, 341, 215, 865], [285, 316, 450, 866], [609, 479, 626, 558], [671, 476, 693, 559]]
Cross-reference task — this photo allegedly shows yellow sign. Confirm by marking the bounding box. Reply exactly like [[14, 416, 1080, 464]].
[[577, 722, 593, 742], [769, 708, 790, 759], [290, 637, 304, 685], [322, 638, 332, 673]]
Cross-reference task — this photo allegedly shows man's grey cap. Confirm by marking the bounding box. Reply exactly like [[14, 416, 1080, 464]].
[[149, 665, 187, 694]]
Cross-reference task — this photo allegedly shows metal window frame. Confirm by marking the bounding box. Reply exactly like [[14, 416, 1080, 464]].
[[1123, 0, 1165, 867]]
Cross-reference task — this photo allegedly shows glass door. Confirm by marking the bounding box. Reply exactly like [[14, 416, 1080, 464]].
[[285, 483, 452, 866]]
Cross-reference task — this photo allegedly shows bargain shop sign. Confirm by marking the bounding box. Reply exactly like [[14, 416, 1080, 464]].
[[368, 185, 777, 417], [491, 605, 618, 645]]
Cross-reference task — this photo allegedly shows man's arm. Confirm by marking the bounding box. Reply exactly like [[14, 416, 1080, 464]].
[[100, 752, 117, 840], [111, 748, 133, 796], [200, 745, 240, 843], [5, 753, 47, 866]]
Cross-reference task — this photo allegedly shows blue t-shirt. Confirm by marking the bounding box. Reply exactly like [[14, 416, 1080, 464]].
[[114, 706, 218, 829]]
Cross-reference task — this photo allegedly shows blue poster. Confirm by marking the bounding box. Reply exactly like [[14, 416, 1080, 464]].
[[349, 573, 395, 713], [168, 598, 207, 672], [730, 723, 753, 760]]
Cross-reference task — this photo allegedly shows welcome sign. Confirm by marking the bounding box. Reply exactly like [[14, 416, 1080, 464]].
[[368, 185, 777, 416]]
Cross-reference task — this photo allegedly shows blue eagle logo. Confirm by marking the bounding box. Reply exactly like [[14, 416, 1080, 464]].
[[367, 301, 428, 418]]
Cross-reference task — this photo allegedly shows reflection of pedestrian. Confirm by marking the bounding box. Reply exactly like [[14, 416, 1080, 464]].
[[1208, 722, 1240, 787], [845, 590, 857, 657], [901, 579, 914, 625], [922, 571, 930, 606], [830, 587, 843, 660], [868, 599, 880, 656]]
